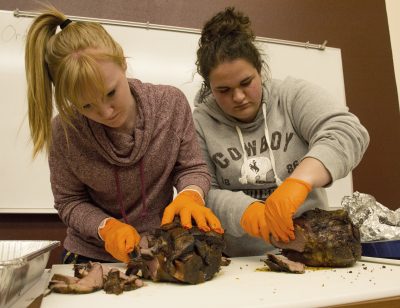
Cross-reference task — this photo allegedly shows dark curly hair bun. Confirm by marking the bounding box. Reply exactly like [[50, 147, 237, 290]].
[[200, 7, 254, 45]]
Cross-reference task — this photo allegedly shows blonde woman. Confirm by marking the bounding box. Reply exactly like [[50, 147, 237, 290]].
[[25, 6, 223, 264]]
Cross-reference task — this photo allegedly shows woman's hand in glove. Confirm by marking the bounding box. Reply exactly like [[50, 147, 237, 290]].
[[99, 218, 140, 263], [264, 178, 312, 243], [161, 190, 224, 234]]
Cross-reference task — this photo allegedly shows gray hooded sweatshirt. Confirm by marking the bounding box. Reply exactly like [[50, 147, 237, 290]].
[[193, 76, 369, 257]]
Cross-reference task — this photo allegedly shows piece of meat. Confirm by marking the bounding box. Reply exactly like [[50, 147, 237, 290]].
[[126, 219, 227, 284], [50, 274, 80, 284], [262, 254, 305, 274], [271, 208, 361, 267], [103, 268, 143, 294], [48, 262, 144, 295], [49, 262, 104, 294]]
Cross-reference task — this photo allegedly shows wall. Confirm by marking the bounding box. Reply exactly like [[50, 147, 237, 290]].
[[0, 9, 352, 213], [386, 0, 400, 110], [0, 0, 399, 267]]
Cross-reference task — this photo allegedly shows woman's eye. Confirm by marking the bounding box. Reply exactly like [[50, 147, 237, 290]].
[[82, 104, 91, 110], [218, 88, 230, 94], [241, 79, 252, 87], [107, 89, 116, 97]]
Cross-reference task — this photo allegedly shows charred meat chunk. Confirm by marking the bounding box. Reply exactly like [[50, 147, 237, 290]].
[[271, 209, 362, 267], [126, 220, 227, 284]]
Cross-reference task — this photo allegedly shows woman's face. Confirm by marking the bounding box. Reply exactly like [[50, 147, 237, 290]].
[[209, 58, 262, 123], [78, 60, 135, 133]]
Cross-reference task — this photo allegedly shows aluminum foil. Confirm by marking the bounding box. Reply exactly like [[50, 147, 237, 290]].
[[0, 240, 60, 308], [342, 191, 400, 242]]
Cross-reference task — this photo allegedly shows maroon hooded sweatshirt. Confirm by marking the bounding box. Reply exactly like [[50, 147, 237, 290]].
[[49, 79, 211, 261]]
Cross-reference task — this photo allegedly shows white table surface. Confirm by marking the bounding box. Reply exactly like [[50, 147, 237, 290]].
[[30, 256, 400, 308]]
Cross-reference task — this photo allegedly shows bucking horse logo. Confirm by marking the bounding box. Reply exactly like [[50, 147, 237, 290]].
[[249, 160, 259, 173]]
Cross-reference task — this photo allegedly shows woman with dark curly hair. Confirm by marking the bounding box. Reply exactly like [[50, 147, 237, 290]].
[[193, 7, 369, 257]]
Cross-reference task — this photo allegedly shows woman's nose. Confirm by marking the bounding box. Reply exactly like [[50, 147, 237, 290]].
[[232, 88, 245, 103], [97, 103, 114, 118]]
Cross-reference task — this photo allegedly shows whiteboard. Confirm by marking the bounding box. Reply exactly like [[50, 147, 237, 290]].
[[0, 10, 352, 213]]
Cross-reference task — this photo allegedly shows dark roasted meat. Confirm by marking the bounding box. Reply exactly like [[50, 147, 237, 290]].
[[271, 208, 362, 267], [126, 220, 226, 284], [103, 268, 143, 294]]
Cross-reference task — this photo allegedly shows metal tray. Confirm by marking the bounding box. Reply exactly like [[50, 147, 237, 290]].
[[0, 240, 60, 308]]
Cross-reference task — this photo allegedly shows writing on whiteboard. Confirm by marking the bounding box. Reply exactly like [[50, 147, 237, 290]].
[[0, 24, 26, 43]]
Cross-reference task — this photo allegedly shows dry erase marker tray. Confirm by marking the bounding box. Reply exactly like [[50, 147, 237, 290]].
[[0, 240, 60, 308]]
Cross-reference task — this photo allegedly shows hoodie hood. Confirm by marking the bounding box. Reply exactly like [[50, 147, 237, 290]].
[[74, 79, 155, 167]]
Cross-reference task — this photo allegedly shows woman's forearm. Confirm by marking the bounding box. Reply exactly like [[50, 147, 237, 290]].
[[289, 157, 332, 188]]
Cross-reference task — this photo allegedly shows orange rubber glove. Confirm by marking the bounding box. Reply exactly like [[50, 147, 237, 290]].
[[264, 178, 312, 243], [99, 218, 140, 263], [240, 201, 271, 243], [161, 190, 224, 234]]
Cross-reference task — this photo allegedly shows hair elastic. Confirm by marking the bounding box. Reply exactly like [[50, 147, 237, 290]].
[[60, 18, 72, 30]]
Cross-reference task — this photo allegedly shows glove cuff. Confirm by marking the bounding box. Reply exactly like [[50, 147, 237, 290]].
[[287, 177, 312, 192], [99, 218, 121, 240], [179, 189, 205, 206], [98, 217, 114, 240]]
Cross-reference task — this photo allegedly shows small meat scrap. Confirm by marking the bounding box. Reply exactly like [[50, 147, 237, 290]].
[[103, 268, 144, 295], [48, 262, 143, 295], [126, 219, 227, 284], [262, 254, 305, 274]]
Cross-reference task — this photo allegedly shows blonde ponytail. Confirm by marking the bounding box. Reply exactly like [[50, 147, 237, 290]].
[[25, 6, 66, 157]]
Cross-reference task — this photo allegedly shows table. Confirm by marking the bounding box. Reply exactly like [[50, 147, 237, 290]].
[[22, 256, 400, 308]]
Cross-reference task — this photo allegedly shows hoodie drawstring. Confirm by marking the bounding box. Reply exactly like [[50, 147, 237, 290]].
[[138, 159, 147, 217], [236, 126, 249, 184], [236, 103, 283, 186], [262, 103, 283, 185], [114, 158, 147, 224]]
